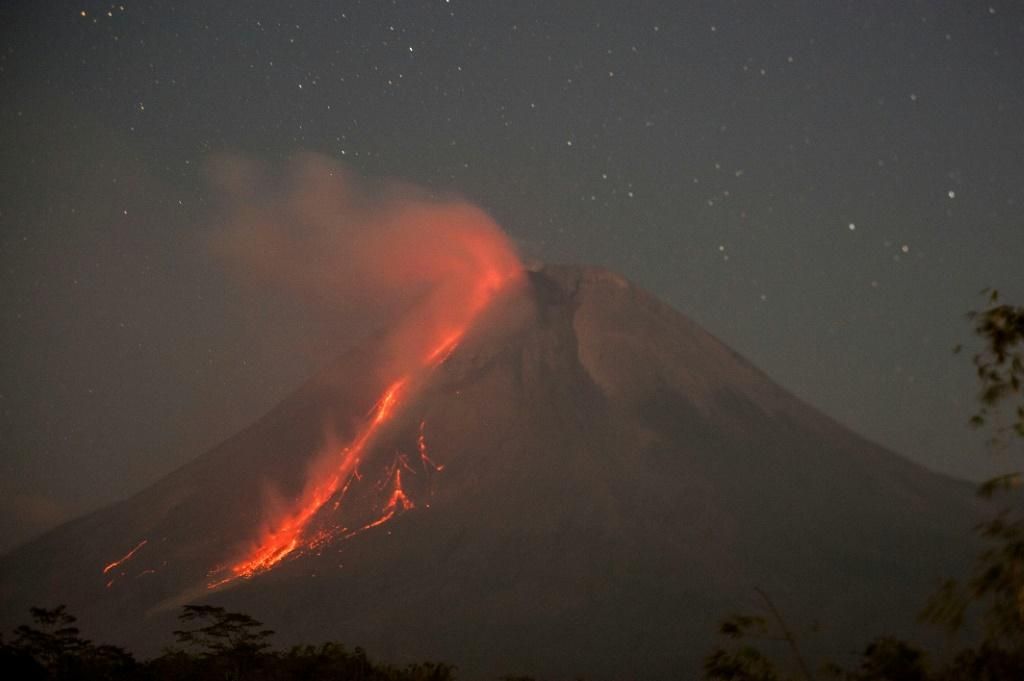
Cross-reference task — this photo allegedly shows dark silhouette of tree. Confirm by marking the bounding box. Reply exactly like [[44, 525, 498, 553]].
[[277, 642, 377, 681], [166, 604, 274, 680], [1, 603, 459, 681], [933, 643, 1024, 681], [922, 290, 1024, 650], [837, 638, 929, 681], [172, 604, 275, 657], [0, 630, 47, 681], [704, 591, 817, 681], [0, 605, 137, 680], [400, 660, 458, 681], [705, 648, 784, 681], [12, 605, 89, 668], [960, 289, 1024, 444]]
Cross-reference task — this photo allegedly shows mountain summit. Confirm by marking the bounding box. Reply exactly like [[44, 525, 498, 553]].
[[0, 264, 980, 679]]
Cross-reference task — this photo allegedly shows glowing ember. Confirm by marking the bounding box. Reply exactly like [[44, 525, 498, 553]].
[[331, 468, 360, 511], [102, 539, 148, 575], [418, 419, 444, 472], [348, 467, 414, 537]]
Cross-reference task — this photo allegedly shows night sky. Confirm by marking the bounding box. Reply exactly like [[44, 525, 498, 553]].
[[1, 0, 1022, 552]]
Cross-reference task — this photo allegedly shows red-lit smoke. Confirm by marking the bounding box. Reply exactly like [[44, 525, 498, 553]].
[[203, 154, 523, 587], [207, 153, 523, 379]]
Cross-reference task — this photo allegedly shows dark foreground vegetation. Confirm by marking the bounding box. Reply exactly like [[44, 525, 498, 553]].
[[2, 296, 1021, 681], [1, 591, 1023, 681], [0, 603, 456, 681]]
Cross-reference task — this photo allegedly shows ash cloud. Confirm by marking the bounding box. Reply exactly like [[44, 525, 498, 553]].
[[206, 152, 523, 377]]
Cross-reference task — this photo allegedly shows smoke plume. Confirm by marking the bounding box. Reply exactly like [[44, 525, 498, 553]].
[[207, 152, 523, 378]]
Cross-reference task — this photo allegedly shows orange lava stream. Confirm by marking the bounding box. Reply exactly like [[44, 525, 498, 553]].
[[418, 419, 443, 472], [345, 468, 414, 538], [210, 264, 521, 589], [102, 539, 148, 575], [221, 378, 408, 583]]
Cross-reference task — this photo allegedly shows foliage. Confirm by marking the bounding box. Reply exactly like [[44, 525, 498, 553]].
[[705, 593, 818, 681], [705, 610, 942, 681], [163, 604, 274, 679], [0, 605, 137, 680], [837, 637, 929, 681], [705, 645, 785, 681], [172, 604, 275, 657], [921, 509, 1024, 647], [960, 289, 1024, 444], [1, 604, 457, 681], [921, 291, 1024, 649], [12, 605, 89, 668]]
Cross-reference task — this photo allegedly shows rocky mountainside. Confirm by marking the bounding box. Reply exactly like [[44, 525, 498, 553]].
[[0, 264, 981, 679]]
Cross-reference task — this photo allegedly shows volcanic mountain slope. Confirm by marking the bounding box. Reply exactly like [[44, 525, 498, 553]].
[[0, 264, 982, 679]]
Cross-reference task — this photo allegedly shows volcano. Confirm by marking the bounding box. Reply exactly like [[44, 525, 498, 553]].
[[0, 264, 981, 679]]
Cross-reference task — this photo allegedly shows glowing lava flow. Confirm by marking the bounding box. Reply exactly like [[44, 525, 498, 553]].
[[210, 262, 521, 589], [217, 378, 409, 584], [346, 467, 414, 538], [102, 539, 148, 575], [102, 539, 149, 589], [418, 420, 443, 472]]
